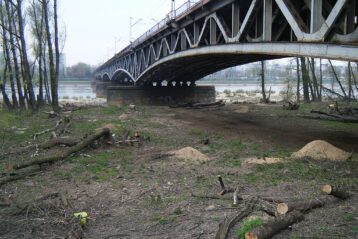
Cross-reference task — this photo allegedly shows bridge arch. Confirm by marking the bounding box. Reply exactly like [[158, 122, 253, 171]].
[[102, 73, 111, 81], [135, 42, 358, 85]]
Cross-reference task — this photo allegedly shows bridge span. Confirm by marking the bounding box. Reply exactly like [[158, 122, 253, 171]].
[[96, 0, 358, 87]]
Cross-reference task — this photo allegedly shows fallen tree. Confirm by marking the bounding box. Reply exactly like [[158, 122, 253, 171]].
[[2, 138, 80, 157], [14, 128, 111, 170]]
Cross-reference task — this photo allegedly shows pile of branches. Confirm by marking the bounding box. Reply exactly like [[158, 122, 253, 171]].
[[307, 102, 358, 123], [192, 177, 353, 239], [0, 192, 84, 238]]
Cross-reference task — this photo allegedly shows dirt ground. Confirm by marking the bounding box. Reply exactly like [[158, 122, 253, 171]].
[[0, 103, 357, 239]]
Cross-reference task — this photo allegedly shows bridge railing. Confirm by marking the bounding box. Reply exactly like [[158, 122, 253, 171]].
[[130, 0, 202, 49]]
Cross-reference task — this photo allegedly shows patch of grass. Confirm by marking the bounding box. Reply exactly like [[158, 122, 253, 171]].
[[65, 149, 133, 182], [343, 213, 356, 222], [351, 226, 358, 234], [243, 158, 358, 186], [159, 218, 169, 225], [188, 128, 206, 137], [236, 218, 263, 239]]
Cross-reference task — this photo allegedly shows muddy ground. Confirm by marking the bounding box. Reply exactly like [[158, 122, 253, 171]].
[[0, 102, 357, 239]]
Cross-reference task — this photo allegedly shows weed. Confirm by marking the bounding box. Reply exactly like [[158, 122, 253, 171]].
[[159, 218, 168, 225], [173, 207, 182, 215]]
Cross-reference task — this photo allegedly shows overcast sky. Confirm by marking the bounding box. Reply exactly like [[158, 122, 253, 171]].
[[60, 0, 188, 66]]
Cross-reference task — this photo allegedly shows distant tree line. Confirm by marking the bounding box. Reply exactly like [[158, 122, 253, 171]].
[[65, 63, 95, 79], [0, 0, 62, 112]]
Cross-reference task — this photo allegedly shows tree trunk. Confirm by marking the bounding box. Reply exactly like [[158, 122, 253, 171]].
[[42, 44, 52, 104], [295, 57, 301, 103], [0, 62, 13, 111], [261, 61, 267, 103], [347, 62, 354, 99], [1, 0, 19, 108], [300, 57, 310, 102], [15, 0, 37, 110], [319, 58, 323, 98], [43, 0, 59, 112], [309, 58, 321, 101], [32, 0, 45, 107]]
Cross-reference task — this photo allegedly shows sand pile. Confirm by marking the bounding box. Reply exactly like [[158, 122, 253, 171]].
[[169, 147, 210, 164], [292, 140, 352, 161]]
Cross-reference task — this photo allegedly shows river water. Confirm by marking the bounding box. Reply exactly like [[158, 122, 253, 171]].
[[1, 80, 344, 102]]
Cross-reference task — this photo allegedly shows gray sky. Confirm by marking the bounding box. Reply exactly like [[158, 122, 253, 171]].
[[60, 0, 188, 66]]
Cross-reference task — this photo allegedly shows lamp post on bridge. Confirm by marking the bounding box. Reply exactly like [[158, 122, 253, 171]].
[[129, 17, 143, 44], [114, 37, 122, 55], [171, 0, 176, 19]]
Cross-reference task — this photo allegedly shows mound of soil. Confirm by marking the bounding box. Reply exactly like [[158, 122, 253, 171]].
[[292, 140, 352, 161], [169, 147, 209, 164]]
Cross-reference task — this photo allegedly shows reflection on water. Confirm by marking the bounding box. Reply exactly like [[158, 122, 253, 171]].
[[58, 82, 96, 99]]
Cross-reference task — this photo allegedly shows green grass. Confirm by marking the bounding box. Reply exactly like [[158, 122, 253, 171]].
[[63, 149, 133, 182], [242, 158, 358, 186], [236, 218, 263, 239]]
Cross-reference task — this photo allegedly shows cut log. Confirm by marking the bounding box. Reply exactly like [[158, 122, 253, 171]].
[[322, 184, 351, 199], [14, 128, 111, 170], [276, 196, 338, 215], [245, 211, 304, 239]]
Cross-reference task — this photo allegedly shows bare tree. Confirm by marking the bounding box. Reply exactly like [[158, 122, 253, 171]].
[[328, 59, 347, 99], [12, 0, 36, 110], [42, 0, 59, 111]]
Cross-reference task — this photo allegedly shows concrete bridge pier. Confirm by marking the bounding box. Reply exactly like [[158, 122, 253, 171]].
[[94, 81, 118, 98], [106, 85, 216, 106]]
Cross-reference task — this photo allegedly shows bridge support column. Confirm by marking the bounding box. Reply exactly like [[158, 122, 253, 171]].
[[170, 34, 176, 51], [210, 18, 217, 45], [181, 31, 187, 50], [310, 0, 322, 33], [194, 22, 200, 44], [263, 0, 272, 40], [107, 86, 216, 106], [232, 1, 240, 38], [95, 81, 116, 98], [163, 41, 168, 56], [344, 0, 356, 34]]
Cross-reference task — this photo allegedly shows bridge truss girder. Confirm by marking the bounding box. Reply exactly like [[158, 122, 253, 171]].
[[96, 0, 358, 85]]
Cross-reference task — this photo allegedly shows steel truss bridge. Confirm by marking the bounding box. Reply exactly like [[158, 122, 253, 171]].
[[96, 0, 358, 86]]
